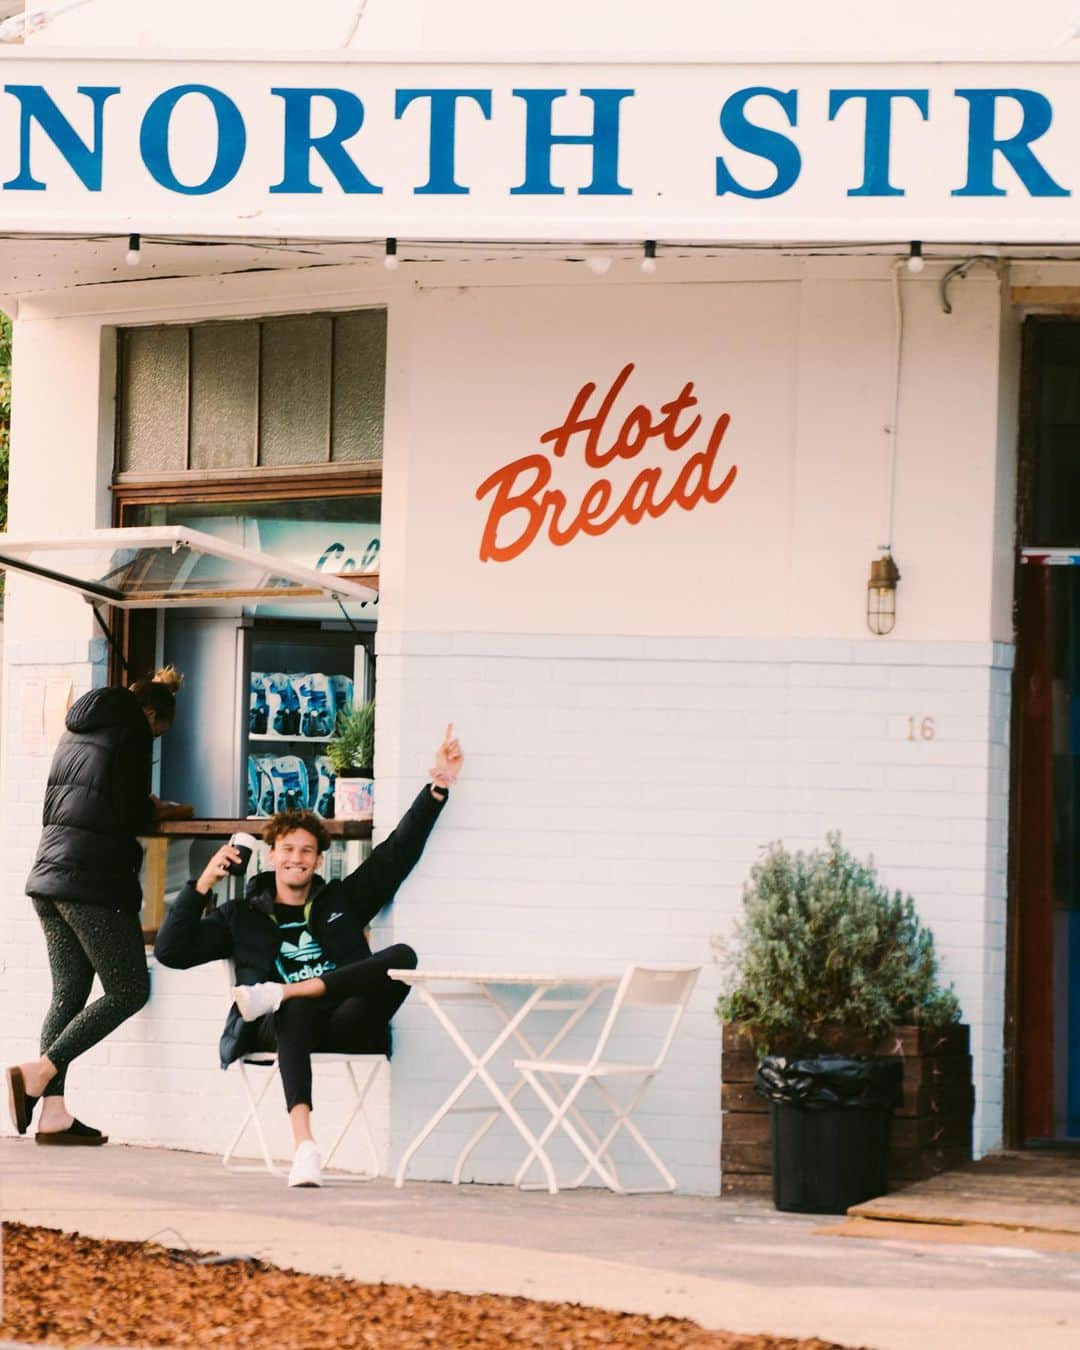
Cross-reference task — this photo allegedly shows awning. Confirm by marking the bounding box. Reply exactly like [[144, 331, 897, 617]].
[[0, 525, 379, 608], [0, 49, 1078, 261]]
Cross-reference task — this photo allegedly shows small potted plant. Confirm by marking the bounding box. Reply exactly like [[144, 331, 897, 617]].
[[717, 834, 963, 1214], [327, 698, 375, 820]]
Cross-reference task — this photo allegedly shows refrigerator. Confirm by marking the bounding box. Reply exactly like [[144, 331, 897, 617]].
[[160, 615, 374, 825]]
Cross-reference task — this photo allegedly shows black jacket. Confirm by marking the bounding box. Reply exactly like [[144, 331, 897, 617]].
[[153, 784, 446, 1067], [26, 686, 156, 912]]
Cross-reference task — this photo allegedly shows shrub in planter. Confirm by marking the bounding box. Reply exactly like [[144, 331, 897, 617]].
[[717, 834, 960, 1052], [716, 835, 963, 1212]]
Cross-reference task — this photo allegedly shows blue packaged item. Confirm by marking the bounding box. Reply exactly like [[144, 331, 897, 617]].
[[267, 673, 300, 737], [313, 755, 336, 818], [330, 674, 354, 719], [248, 755, 276, 817], [269, 755, 309, 812], [249, 672, 269, 735], [298, 672, 335, 738]]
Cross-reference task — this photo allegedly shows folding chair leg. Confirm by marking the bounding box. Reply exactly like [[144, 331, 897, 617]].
[[515, 1068, 621, 1193], [569, 1075, 677, 1193], [322, 1059, 382, 1178], [224, 1062, 283, 1175], [514, 1071, 623, 1192]]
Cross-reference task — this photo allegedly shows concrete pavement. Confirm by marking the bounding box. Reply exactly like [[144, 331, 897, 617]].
[[2, 1140, 1079, 1349]]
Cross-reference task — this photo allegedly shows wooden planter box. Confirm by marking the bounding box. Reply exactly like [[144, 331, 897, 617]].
[[721, 1022, 974, 1197]]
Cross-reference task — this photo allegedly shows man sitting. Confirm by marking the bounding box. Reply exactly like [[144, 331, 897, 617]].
[[154, 726, 462, 1187]]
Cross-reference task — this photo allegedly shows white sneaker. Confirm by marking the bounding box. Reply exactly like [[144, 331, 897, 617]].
[[232, 982, 283, 1022], [288, 1139, 322, 1188]]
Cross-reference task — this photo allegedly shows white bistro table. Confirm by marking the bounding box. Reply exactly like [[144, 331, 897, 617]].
[[388, 969, 621, 1192]]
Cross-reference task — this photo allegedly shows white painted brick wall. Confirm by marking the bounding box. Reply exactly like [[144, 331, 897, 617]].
[[1, 633, 1012, 1191], [377, 632, 1012, 1192]]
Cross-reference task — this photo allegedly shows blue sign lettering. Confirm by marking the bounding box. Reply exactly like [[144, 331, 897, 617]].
[[140, 84, 246, 195], [1, 76, 1076, 213], [3, 83, 118, 192], [828, 89, 929, 197], [510, 88, 633, 196], [395, 88, 492, 195], [270, 87, 381, 195], [953, 88, 1070, 198], [715, 87, 801, 199]]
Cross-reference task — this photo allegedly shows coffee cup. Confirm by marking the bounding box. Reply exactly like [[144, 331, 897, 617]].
[[227, 831, 258, 876]]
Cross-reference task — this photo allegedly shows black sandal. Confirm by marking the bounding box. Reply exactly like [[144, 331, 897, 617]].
[[6, 1066, 38, 1135], [36, 1118, 108, 1146]]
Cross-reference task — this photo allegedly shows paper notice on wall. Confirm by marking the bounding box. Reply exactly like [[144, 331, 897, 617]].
[[17, 676, 45, 753], [43, 677, 73, 750]]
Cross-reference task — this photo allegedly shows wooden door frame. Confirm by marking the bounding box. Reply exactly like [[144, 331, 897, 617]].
[[1005, 314, 1080, 1147]]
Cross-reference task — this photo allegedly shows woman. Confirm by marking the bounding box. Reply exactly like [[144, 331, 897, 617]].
[[6, 666, 186, 1145]]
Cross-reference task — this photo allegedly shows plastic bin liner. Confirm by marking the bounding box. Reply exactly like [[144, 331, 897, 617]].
[[754, 1054, 902, 1111]]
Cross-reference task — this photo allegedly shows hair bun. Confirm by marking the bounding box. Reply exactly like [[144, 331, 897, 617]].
[[151, 665, 184, 694]]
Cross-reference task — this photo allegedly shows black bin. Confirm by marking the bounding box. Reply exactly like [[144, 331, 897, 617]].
[[754, 1054, 903, 1215]]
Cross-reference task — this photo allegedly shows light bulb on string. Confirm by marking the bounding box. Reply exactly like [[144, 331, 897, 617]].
[[125, 234, 142, 267], [906, 240, 925, 274], [641, 240, 658, 274], [584, 253, 613, 277], [383, 237, 400, 271]]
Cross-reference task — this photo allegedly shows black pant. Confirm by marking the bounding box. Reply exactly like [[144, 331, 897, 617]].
[[272, 943, 417, 1111], [32, 897, 150, 1096]]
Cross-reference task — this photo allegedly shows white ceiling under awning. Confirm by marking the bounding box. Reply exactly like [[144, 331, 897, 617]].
[[2, 234, 1080, 306], [0, 525, 379, 608]]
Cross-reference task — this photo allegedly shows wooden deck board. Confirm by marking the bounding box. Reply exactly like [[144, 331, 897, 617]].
[[850, 1150, 1080, 1236]]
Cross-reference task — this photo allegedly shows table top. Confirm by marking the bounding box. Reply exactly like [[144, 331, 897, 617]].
[[388, 969, 622, 987]]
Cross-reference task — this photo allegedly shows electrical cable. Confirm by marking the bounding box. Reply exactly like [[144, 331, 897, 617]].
[[883, 260, 906, 555]]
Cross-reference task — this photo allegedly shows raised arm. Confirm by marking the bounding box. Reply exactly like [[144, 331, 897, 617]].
[[339, 725, 462, 928], [153, 842, 242, 968]]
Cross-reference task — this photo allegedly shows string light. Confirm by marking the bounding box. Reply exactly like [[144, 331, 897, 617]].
[[383, 237, 400, 271], [124, 233, 141, 267]]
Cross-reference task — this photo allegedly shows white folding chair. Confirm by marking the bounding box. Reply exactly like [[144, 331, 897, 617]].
[[220, 964, 386, 1179], [513, 964, 700, 1194]]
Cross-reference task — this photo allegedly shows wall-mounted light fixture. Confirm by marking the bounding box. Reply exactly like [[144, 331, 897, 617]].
[[866, 552, 900, 636]]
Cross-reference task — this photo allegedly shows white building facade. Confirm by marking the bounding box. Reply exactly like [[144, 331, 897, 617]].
[[2, 2, 1079, 1192]]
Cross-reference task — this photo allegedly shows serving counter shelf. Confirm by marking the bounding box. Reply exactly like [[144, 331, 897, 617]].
[[150, 817, 373, 839], [140, 816, 373, 940]]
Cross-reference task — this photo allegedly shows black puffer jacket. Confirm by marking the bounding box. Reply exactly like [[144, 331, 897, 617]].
[[154, 784, 446, 1067], [25, 686, 155, 912]]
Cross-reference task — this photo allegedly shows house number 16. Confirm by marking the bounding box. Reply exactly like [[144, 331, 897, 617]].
[[906, 716, 936, 741]]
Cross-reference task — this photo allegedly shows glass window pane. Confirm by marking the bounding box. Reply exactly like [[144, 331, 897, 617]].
[[117, 327, 188, 474], [190, 322, 258, 470], [259, 316, 331, 466], [332, 309, 386, 462]]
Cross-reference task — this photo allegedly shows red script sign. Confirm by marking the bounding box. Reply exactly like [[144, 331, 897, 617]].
[[475, 363, 737, 562]]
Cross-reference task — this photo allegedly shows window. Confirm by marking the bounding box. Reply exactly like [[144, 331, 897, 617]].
[[117, 309, 386, 475]]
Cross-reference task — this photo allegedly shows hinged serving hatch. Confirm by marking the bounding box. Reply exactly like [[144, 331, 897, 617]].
[[0, 526, 379, 609]]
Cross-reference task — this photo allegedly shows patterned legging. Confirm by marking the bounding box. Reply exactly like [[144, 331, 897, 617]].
[[32, 897, 150, 1096]]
